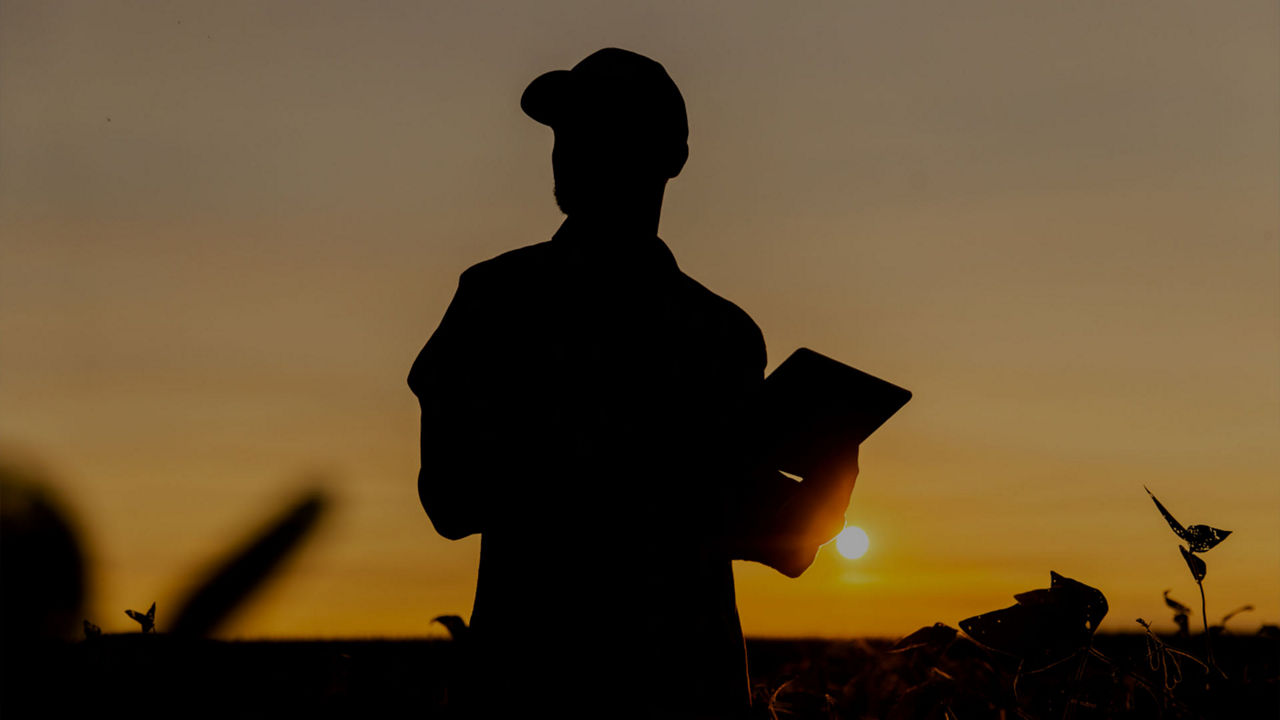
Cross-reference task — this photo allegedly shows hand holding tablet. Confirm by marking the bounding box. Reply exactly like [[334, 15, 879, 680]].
[[759, 348, 912, 480]]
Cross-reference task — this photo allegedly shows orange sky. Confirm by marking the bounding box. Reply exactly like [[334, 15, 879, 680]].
[[2, 0, 1277, 639]]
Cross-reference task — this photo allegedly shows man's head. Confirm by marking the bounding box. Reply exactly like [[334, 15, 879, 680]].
[[521, 49, 689, 217]]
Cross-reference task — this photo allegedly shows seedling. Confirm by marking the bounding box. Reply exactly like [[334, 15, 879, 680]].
[[125, 602, 156, 633], [1144, 487, 1232, 676]]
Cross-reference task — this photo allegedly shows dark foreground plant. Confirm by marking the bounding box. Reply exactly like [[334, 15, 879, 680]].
[[1145, 486, 1231, 675], [885, 573, 1239, 719], [1134, 618, 1208, 693], [871, 572, 1114, 718], [870, 488, 1258, 718]]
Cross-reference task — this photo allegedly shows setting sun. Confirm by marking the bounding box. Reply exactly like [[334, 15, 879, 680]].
[[835, 525, 870, 560]]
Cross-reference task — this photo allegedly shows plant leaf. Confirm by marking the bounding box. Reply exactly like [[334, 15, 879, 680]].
[[124, 602, 156, 633], [1184, 524, 1232, 553], [1012, 588, 1054, 606], [959, 572, 1107, 670], [1145, 488, 1231, 552], [1145, 487, 1189, 542], [1179, 545, 1206, 582], [1048, 571, 1109, 632], [890, 622, 957, 653]]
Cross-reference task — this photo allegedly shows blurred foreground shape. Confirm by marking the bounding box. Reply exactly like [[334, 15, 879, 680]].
[[0, 461, 87, 646]]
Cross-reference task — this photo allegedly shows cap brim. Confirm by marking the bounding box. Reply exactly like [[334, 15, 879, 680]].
[[520, 70, 575, 126]]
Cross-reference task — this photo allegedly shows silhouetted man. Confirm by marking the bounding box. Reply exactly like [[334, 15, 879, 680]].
[[409, 48, 859, 719]]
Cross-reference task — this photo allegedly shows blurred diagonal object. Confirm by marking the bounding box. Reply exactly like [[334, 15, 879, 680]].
[[1164, 589, 1192, 635], [1221, 604, 1254, 625], [1162, 589, 1191, 616], [169, 487, 329, 637], [0, 460, 87, 645]]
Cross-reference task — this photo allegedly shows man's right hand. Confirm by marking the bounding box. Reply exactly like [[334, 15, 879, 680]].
[[798, 442, 860, 546], [725, 443, 860, 577]]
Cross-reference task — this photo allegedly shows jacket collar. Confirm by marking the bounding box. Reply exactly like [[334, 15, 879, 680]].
[[552, 218, 679, 276]]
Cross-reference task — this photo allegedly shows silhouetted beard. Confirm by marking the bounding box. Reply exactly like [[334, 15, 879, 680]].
[[554, 176, 652, 217], [554, 183, 572, 214], [554, 177, 604, 216]]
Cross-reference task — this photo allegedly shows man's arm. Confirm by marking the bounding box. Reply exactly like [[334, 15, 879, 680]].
[[409, 267, 503, 540], [710, 320, 860, 577], [723, 450, 859, 578]]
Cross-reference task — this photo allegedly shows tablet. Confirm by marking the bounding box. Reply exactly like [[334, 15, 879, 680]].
[[759, 348, 912, 478]]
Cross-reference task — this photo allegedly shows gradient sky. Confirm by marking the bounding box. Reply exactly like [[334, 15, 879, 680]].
[[3, 1, 1277, 639]]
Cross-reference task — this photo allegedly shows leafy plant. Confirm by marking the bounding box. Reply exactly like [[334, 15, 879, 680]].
[[959, 571, 1108, 673], [879, 478, 1254, 719], [885, 572, 1109, 718], [1145, 486, 1232, 674], [124, 602, 156, 633]]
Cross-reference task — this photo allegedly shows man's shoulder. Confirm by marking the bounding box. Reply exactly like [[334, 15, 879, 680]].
[[456, 239, 766, 366], [674, 272, 767, 365], [460, 241, 558, 284], [675, 273, 760, 328]]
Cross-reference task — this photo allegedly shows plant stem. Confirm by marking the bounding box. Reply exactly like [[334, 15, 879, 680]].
[[1196, 579, 1222, 678], [1087, 648, 1197, 715]]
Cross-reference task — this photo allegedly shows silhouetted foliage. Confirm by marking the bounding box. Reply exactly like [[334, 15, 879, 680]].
[[1178, 545, 1206, 583], [882, 484, 1265, 720], [1145, 486, 1231, 553], [1, 633, 1270, 719], [1146, 486, 1233, 676], [959, 571, 1107, 671], [125, 601, 156, 633], [431, 614, 468, 642], [1135, 618, 1207, 693]]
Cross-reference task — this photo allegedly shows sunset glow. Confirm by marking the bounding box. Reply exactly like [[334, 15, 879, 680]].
[[1, 1, 1275, 640]]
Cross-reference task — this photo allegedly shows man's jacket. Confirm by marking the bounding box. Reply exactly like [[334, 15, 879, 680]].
[[409, 221, 836, 717]]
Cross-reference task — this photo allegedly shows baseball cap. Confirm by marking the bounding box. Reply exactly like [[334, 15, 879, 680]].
[[520, 48, 688, 150]]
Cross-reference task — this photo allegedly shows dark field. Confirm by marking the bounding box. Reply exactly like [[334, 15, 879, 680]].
[[3, 632, 1276, 719]]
